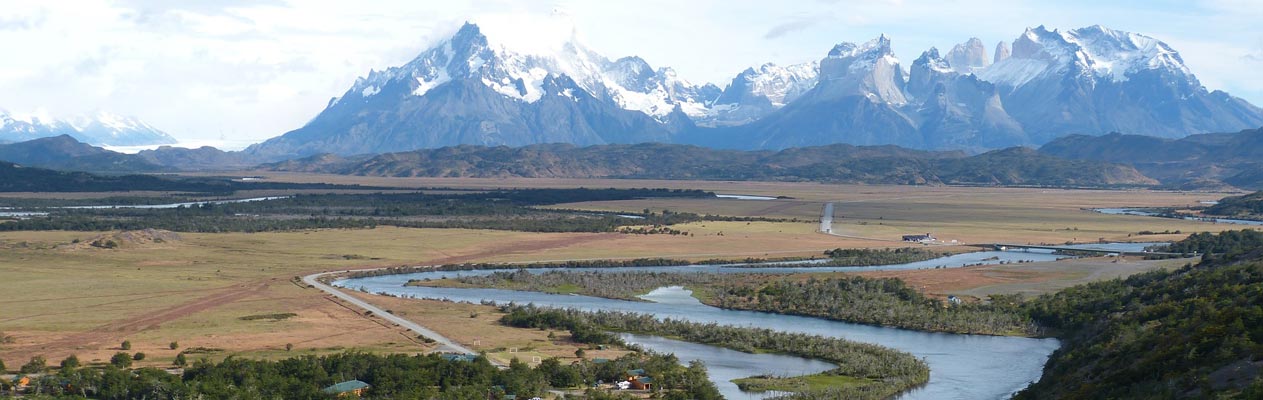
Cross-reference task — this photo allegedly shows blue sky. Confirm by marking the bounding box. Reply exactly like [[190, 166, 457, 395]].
[[0, 0, 1259, 144]]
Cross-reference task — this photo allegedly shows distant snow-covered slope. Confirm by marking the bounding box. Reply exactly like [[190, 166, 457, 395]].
[[0, 110, 177, 146]]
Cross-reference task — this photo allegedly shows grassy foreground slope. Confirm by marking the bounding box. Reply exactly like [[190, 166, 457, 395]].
[[1017, 230, 1263, 399]]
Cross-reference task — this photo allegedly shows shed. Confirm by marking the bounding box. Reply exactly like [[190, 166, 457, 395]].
[[322, 380, 370, 397]]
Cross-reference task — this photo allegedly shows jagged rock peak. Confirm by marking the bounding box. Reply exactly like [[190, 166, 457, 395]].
[[828, 34, 894, 58], [994, 41, 1011, 63], [945, 37, 990, 73]]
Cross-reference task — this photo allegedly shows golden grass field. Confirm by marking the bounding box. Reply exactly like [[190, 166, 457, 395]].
[[0, 174, 1254, 369]]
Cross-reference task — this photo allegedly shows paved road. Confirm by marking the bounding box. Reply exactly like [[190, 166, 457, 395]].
[[302, 271, 478, 356]]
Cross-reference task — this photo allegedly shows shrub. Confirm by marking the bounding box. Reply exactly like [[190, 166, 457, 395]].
[[20, 356, 47, 374], [111, 352, 132, 368], [60, 354, 80, 370]]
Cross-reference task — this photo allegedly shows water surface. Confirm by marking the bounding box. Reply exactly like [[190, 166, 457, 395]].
[[338, 253, 1065, 399], [1093, 208, 1263, 226]]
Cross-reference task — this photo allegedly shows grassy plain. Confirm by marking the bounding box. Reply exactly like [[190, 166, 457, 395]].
[[2, 175, 1251, 371]]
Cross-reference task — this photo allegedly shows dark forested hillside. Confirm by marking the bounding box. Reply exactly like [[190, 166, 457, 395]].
[[264, 143, 1156, 187], [0, 161, 374, 193], [1017, 230, 1263, 399], [1039, 128, 1263, 189], [1205, 191, 1263, 220]]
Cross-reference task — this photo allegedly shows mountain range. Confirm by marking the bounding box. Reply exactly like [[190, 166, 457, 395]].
[[0, 110, 177, 147], [245, 22, 1263, 158]]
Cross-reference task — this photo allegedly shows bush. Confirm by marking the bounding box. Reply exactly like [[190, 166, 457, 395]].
[[111, 352, 132, 368], [133, 352, 146, 361], [20, 356, 46, 374], [170, 341, 179, 350], [60, 354, 80, 370], [121, 340, 131, 350]]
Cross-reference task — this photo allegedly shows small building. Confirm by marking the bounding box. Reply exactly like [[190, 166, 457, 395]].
[[440, 353, 478, 362], [625, 369, 653, 391], [322, 380, 370, 397], [903, 233, 934, 242], [630, 376, 653, 391]]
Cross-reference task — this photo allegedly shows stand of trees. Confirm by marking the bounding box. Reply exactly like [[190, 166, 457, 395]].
[[1014, 230, 1263, 399], [709, 276, 1040, 336], [499, 305, 929, 400], [0, 188, 726, 234], [812, 248, 946, 267], [1164, 229, 1263, 261], [1204, 191, 1263, 219], [2, 351, 720, 400]]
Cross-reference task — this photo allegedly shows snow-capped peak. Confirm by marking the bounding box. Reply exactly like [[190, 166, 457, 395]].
[[817, 35, 907, 105], [0, 109, 176, 146], [914, 47, 953, 74], [828, 34, 894, 59], [341, 19, 720, 121], [979, 25, 1194, 88]]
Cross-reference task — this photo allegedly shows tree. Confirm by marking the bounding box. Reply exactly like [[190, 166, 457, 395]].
[[285, 343, 294, 352], [60, 354, 80, 370], [120, 340, 131, 350], [169, 341, 179, 350], [174, 353, 187, 367], [20, 356, 46, 374], [110, 352, 133, 368], [133, 352, 146, 361], [574, 348, 586, 359]]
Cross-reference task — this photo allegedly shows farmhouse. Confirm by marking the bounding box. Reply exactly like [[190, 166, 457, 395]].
[[625, 369, 653, 391], [322, 380, 370, 397], [902, 233, 933, 242]]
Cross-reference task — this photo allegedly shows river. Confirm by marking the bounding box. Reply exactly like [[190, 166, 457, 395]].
[[1093, 208, 1263, 226], [336, 251, 1068, 400]]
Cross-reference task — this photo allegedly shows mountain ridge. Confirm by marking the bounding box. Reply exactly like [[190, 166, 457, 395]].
[[1038, 128, 1263, 189], [262, 142, 1157, 188], [243, 22, 1263, 158]]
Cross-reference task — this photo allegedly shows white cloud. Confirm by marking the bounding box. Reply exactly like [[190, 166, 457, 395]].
[[0, 0, 1259, 144]]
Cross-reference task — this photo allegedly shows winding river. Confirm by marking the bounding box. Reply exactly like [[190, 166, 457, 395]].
[[335, 250, 1071, 399]]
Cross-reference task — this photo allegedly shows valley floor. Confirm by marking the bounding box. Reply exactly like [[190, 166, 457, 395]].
[[0, 177, 1246, 387]]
